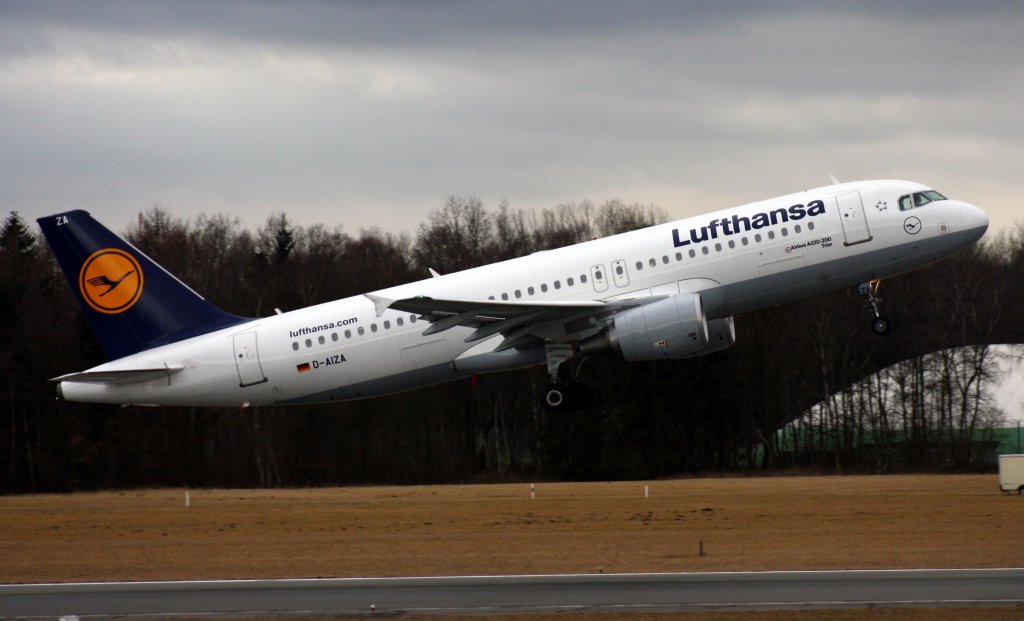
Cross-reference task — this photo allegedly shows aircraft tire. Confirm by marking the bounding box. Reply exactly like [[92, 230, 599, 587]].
[[542, 383, 570, 412], [871, 316, 892, 336]]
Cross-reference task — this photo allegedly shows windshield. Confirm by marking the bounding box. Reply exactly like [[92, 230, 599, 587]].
[[898, 190, 947, 211]]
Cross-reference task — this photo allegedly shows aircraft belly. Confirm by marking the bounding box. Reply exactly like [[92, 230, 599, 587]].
[[718, 234, 967, 317], [280, 361, 460, 404]]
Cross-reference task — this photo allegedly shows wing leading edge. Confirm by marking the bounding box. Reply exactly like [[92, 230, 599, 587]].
[[366, 294, 662, 352]]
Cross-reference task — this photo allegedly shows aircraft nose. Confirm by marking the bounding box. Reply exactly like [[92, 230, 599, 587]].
[[960, 203, 989, 237]]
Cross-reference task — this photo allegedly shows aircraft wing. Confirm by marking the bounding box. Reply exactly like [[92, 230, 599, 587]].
[[366, 294, 661, 352]]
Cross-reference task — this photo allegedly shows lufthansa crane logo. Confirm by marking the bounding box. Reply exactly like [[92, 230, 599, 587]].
[[78, 248, 144, 314]]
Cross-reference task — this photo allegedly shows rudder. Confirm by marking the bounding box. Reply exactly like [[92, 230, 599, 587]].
[[37, 210, 248, 360]]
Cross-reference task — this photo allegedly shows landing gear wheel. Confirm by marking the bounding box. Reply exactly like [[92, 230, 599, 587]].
[[871, 316, 891, 336], [859, 280, 891, 336], [542, 383, 570, 412]]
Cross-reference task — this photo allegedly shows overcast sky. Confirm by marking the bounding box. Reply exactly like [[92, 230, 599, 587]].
[[2, 1, 1021, 237]]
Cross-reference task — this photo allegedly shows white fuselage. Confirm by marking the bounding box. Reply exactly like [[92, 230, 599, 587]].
[[60, 180, 988, 406]]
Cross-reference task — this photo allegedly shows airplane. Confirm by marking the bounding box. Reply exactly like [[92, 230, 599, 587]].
[[37, 179, 988, 412]]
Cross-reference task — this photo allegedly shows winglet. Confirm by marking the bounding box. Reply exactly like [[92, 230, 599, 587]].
[[364, 293, 394, 317], [829, 174, 841, 185]]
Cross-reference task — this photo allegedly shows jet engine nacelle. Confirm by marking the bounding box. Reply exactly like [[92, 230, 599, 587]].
[[582, 293, 709, 361], [673, 316, 736, 359]]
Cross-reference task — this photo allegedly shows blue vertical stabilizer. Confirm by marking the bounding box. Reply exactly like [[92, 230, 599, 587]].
[[37, 211, 249, 360]]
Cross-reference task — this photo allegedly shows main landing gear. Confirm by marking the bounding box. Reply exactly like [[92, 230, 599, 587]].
[[859, 279, 891, 336], [541, 343, 593, 412]]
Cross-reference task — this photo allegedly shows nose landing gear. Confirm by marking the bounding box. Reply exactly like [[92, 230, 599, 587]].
[[859, 280, 891, 336]]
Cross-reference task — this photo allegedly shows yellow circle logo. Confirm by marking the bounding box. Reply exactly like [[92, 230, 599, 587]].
[[78, 248, 144, 314]]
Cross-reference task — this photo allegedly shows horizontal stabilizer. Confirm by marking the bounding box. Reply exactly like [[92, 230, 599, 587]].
[[51, 364, 185, 385]]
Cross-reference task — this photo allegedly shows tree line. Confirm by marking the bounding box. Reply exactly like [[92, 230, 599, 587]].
[[1, 200, 1021, 493]]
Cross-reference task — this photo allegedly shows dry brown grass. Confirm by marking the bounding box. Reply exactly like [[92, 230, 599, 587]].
[[0, 474, 1021, 584], [198, 610, 1024, 621]]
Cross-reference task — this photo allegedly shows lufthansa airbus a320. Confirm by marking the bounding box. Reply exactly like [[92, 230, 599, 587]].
[[38, 179, 988, 411]]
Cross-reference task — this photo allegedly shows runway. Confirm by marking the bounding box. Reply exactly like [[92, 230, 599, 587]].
[[2, 569, 1023, 618]]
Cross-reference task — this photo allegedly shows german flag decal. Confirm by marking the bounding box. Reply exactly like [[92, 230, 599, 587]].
[[296, 362, 311, 373]]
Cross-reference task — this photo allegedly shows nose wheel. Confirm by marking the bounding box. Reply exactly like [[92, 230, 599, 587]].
[[859, 280, 891, 336]]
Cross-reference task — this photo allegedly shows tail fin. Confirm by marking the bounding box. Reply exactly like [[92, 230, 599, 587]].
[[37, 210, 248, 360]]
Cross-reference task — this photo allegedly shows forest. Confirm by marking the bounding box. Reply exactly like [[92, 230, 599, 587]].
[[1, 198, 1022, 493]]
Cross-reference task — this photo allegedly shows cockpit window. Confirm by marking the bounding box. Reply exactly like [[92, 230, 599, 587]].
[[898, 190, 947, 211]]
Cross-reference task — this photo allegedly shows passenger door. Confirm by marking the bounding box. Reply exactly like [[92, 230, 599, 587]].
[[836, 191, 873, 246], [233, 331, 268, 387]]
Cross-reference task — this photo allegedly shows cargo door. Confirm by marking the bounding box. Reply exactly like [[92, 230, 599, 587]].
[[400, 338, 453, 388], [758, 256, 811, 306], [836, 191, 873, 246], [233, 331, 267, 387]]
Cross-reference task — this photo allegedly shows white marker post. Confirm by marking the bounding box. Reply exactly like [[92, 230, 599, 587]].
[[185, 491, 191, 508], [530, 483, 536, 499], [644, 484, 649, 498]]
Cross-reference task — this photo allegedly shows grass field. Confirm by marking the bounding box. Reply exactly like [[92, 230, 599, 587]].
[[2, 475, 1023, 620], [1, 474, 1021, 584]]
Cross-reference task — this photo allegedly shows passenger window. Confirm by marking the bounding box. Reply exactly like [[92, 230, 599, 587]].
[[357, 327, 365, 335], [795, 224, 802, 234], [742, 237, 749, 246], [515, 289, 522, 298], [528, 286, 535, 295], [675, 252, 682, 261], [345, 329, 352, 338], [808, 222, 815, 231], [541, 283, 548, 292], [755, 233, 762, 242], [615, 265, 624, 275], [318, 335, 325, 345], [580, 274, 587, 283], [410, 315, 418, 323], [702, 246, 709, 255], [595, 270, 603, 279], [715, 243, 722, 252], [554, 280, 561, 289], [689, 249, 696, 258], [728, 240, 735, 249], [371, 323, 378, 333], [488, 295, 495, 300], [384, 320, 391, 329], [567, 277, 574, 286], [649, 258, 656, 267], [292, 342, 299, 351], [781, 227, 788, 237], [768, 231, 775, 240], [662, 255, 669, 264], [331, 333, 338, 342], [501, 293, 509, 300], [635, 261, 643, 270], [305, 339, 313, 347], [397, 317, 404, 326]]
